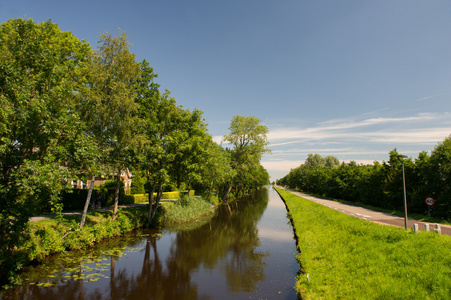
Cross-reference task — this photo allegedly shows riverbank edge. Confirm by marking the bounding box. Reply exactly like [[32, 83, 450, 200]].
[[274, 186, 451, 300], [273, 186, 305, 299], [0, 196, 215, 289]]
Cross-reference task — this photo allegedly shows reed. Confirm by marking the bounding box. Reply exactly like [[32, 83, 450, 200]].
[[161, 196, 214, 224]]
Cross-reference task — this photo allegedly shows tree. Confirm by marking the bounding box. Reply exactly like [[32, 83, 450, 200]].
[[0, 18, 92, 280], [78, 30, 141, 222], [171, 108, 210, 195], [196, 141, 235, 200], [222, 115, 270, 201], [430, 135, 451, 217]]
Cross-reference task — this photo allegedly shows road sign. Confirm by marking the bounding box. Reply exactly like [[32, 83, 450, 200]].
[[425, 197, 435, 206]]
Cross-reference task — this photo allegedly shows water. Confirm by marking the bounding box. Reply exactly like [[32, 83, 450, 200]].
[[1, 187, 299, 299]]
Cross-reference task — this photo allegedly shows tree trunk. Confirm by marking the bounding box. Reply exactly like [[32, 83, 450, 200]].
[[112, 171, 121, 221], [151, 182, 163, 221], [206, 179, 214, 200], [147, 170, 157, 222], [222, 181, 233, 202], [186, 178, 192, 198], [80, 175, 95, 228]]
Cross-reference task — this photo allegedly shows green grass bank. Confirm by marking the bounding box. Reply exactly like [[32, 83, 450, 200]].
[[274, 187, 451, 300], [1, 196, 214, 289]]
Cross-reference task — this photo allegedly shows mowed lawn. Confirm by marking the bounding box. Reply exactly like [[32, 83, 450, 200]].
[[275, 187, 451, 300]]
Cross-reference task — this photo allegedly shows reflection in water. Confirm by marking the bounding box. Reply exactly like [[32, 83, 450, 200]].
[[1, 187, 298, 299]]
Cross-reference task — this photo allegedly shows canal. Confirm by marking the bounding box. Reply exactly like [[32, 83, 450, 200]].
[[1, 186, 299, 299]]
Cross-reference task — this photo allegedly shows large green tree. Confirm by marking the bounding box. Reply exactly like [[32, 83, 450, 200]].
[[222, 115, 270, 201], [0, 18, 92, 281], [78, 30, 141, 222], [135, 61, 214, 222]]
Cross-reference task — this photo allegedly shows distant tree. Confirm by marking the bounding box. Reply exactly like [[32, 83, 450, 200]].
[[304, 154, 340, 169], [430, 135, 451, 217], [198, 141, 235, 200], [171, 108, 210, 195], [222, 115, 270, 201]]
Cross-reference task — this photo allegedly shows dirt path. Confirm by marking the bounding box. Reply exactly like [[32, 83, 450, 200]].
[[279, 187, 451, 236]]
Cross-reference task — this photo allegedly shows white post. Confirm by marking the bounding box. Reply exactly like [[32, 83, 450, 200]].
[[435, 224, 441, 234], [425, 224, 430, 232]]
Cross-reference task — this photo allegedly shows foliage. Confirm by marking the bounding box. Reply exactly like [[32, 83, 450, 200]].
[[0, 18, 93, 282], [78, 30, 141, 221], [275, 187, 451, 299], [221, 115, 270, 200], [134, 60, 217, 222], [129, 167, 146, 194], [277, 139, 451, 220]]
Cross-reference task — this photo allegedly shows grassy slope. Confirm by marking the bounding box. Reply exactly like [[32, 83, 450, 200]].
[[275, 187, 451, 300]]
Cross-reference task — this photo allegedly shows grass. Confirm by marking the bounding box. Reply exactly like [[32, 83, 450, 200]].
[[275, 187, 451, 300], [161, 196, 214, 225], [289, 189, 450, 225]]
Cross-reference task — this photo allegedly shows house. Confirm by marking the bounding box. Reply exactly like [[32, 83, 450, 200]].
[[73, 169, 133, 192]]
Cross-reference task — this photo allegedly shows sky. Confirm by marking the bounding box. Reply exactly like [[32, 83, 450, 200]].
[[2, 0, 451, 180]]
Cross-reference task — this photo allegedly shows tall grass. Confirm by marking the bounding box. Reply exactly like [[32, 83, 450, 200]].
[[275, 187, 451, 300], [161, 196, 214, 225]]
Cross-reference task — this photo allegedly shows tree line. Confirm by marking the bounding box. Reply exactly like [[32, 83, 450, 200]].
[[276, 138, 451, 220], [0, 18, 270, 273]]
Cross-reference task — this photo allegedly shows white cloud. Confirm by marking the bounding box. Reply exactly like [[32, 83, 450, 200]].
[[261, 160, 304, 172], [212, 135, 223, 144]]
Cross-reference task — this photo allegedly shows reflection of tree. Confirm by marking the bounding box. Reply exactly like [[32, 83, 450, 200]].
[[2, 189, 271, 299], [167, 189, 270, 293], [107, 233, 200, 300]]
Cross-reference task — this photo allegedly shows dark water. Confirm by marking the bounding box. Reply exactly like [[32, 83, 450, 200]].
[[1, 187, 298, 299]]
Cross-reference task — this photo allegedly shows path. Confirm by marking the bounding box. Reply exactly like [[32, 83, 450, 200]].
[[279, 187, 451, 236], [29, 200, 176, 222]]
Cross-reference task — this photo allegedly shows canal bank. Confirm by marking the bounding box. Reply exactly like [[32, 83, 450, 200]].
[[0, 196, 214, 289], [1, 187, 300, 299], [274, 186, 451, 300]]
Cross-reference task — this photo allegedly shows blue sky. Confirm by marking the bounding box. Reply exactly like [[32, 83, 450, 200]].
[[2, 0, 451, 180]]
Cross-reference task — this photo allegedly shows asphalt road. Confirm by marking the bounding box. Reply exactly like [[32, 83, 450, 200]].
[[280, 187, 451, 236]]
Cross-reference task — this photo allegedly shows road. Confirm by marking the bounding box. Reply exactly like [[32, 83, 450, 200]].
[[279, 187, 451, 236]]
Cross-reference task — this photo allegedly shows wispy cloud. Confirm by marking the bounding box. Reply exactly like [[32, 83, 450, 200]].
[[262, 112, 451, 179], [215, 112, 451, 180], [414, 94, 442, 102], [267, 112, 451, 144]]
